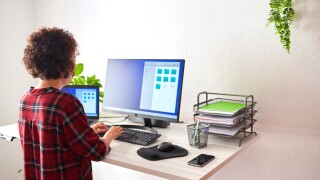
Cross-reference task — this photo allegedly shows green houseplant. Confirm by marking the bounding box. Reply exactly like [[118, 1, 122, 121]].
[[267, 0, 295, 53], [70, 63, 104, 102]]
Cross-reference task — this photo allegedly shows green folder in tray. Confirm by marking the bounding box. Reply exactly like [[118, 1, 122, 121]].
[[198, 101, 245, 116]]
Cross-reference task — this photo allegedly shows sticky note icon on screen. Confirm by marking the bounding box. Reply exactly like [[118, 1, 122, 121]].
[[157, 69, 163, 74], [156, 84, 161, 89], [171, 69, 177, 74], [163, 77, 169, 82], [156, 76, 162, 82], [164, 69, 169, 74], [171, 77, 176, 82]]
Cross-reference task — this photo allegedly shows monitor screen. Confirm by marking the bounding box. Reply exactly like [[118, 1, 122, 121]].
[[61, 85, 99, 120], [102, 59, 185, 125]]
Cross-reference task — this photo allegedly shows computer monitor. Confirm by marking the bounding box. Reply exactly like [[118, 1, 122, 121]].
[[102, 59, 185, 127]]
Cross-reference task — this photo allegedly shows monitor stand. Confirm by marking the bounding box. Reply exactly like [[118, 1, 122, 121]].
[[128, 116, 170, 128], [143, 118, 170, 128]]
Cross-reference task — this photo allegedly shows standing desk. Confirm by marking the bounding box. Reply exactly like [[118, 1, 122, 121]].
[[0, 121, 258, 180]]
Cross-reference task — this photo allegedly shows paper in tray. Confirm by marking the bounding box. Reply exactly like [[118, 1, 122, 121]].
[[198, 101, 246, 116], [208, 120, 255, 136], [195, 110, 256, 127]]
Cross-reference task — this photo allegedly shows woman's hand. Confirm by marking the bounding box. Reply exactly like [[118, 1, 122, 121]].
[[103, 126, 124, 145], [91, 122, 108, 134]]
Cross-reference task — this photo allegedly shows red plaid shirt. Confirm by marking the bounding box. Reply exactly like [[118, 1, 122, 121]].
[[18, 87, 110, 180]]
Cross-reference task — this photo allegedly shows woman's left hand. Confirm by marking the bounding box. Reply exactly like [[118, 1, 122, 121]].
[[91, 122, 108, 134]]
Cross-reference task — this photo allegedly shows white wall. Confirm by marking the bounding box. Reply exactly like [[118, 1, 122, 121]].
[[0, 0, 36, 179], [1, 0, 320, 179]]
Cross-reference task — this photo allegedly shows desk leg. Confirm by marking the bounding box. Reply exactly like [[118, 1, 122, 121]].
[[0, 134, 15, 141]]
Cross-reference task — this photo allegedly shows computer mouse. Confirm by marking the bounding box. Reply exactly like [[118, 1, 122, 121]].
[[157, 142, 175, 152]]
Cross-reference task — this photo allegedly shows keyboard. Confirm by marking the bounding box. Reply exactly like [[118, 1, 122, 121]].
[[99, 125, 161, 146]]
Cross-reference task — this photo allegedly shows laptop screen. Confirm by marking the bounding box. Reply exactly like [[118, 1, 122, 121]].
[[61, 85, 99, 120]]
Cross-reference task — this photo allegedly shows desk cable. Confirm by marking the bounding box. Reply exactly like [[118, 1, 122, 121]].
[[98, 115, 129, 124]]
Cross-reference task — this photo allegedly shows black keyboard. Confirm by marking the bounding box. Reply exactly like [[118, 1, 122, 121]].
[[99, 125, 161, 146]]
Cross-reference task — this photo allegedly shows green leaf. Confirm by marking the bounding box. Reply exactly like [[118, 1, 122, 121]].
[[267, 0, 295, 53], [95, 82, 103, 88], [87, 75, 96, 85], [74, 78, 85, 85], [74, 63, 84, 76], [99, 91, 104, 103]]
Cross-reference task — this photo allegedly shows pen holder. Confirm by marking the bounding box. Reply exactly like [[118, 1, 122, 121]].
[[187, 123, 209, 149]]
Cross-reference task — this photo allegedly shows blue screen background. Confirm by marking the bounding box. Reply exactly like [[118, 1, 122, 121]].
[[61, 86, 99, 117], [103, 59, 184, 117]]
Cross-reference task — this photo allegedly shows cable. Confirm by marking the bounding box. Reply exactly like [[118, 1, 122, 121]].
[[98, 115, 129, 124]]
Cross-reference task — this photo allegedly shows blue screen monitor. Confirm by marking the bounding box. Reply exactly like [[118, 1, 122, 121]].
[[102, 59, 185, 127], [61, 85, 99, 120]]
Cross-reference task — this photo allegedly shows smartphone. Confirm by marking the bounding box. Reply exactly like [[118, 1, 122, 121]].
[[187, 154, 215, 167]]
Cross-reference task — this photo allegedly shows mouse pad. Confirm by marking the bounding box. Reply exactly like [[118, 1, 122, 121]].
[[137, 144, 188, 161]]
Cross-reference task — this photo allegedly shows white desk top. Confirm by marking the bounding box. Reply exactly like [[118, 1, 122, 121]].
[[0, 123, 20, 140], [0, 121, 258, 180]]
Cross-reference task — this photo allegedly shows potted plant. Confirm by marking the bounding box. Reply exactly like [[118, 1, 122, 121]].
[[70, 63, 104, 103]]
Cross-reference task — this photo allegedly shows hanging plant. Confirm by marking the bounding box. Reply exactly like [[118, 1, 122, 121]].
[[267, 0, 295, 53]]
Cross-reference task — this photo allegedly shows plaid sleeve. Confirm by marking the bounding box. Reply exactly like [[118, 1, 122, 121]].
[[61, 96, 109, 161]]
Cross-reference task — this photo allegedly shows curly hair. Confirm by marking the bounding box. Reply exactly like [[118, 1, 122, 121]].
[[23, 27, 78, 80]]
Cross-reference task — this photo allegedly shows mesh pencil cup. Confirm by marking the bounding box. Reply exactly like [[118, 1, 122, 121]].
[[187, 124, 209, 149]]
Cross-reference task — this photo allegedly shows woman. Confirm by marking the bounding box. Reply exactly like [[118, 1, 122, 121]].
[[19, 27, 123, 180]]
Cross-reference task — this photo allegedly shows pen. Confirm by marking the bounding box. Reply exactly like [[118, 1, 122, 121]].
[[196, 120, 200, 144]]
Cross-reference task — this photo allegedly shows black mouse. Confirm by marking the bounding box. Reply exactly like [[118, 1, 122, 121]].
[[157, 142, 175, 152]]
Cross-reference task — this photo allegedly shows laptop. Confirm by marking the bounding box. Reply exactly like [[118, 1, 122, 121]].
[[61, 85, 100, 125]]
